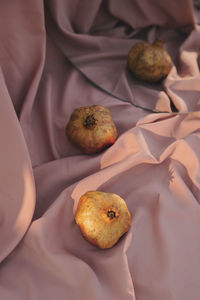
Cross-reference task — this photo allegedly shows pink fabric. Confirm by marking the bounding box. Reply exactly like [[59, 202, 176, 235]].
[[1, 1, 200, 299]]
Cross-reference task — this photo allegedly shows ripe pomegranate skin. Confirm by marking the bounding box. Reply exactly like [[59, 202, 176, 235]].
[[127, 39, 172, 83], [75, 191, 131, 249], [66, 105, 117, 154]]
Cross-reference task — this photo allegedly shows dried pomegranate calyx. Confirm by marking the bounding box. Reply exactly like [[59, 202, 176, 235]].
[[84, 114, 96, 128], [153, 39, 164, 48], [107, 210, 116, 219], [106, 208, 119, 220]]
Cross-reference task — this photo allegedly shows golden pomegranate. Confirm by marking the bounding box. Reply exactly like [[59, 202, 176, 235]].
[[66, 105, 117, 154], [127, 39, 172, 83], [75, 191, 131, 249]]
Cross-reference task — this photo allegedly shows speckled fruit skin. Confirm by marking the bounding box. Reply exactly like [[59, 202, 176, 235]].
[[127, 39, 172, 83], [66, 105, 117, 154], [75, 191, 131, 249]]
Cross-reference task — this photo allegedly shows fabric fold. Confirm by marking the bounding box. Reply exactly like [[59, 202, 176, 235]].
[[0, 70, 35, 262]]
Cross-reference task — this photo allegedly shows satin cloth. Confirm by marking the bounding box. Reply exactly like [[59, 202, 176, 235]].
[[1, 1, 200, 299]]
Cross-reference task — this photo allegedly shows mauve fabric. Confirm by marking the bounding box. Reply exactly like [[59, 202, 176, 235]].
[[1, 1, 200, 300]]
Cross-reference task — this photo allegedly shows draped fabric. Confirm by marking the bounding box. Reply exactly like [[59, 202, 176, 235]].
[[1, 1, 200, 299]]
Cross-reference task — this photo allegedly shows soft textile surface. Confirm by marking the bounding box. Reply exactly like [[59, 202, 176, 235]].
[[1, 1, 200, 299]]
